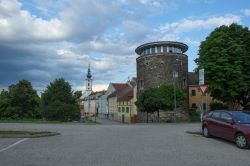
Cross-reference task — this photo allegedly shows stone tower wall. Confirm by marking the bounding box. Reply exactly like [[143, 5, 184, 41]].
[[136, 53, 188, 91]]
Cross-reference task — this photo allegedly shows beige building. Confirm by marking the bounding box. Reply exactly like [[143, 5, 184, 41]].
[[117, 84, 137, 123], [107, 78, 137, 123]]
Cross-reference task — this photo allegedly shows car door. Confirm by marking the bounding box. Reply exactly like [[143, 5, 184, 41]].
[[218, 112, 235, 141], [208, 111, 221, 136]]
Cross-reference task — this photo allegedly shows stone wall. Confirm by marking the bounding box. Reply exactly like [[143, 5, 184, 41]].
[[136, 53, 188, 91], [137, 109, 189, 123]]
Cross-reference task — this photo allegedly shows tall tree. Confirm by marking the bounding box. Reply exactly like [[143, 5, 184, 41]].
[[41, 78, 80, 121], [0, 80, 40, 119], [135, 84, 186, 122], [0, 90, 10, 118], [196, 23, 250, 109]]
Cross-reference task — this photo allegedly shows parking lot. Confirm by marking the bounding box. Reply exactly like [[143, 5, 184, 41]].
[[0, 123, 250, 166]]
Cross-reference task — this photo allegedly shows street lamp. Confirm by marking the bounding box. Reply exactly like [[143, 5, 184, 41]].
[[173, 58, 181, 122]]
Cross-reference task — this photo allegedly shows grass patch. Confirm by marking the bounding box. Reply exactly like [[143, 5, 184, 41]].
[[0, 130, 60, 138], [0, 118, 98, 124]]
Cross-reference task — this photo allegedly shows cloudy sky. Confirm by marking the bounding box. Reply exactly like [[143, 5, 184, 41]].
[[0, 0, 249, 94]]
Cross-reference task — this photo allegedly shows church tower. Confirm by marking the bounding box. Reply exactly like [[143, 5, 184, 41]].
[[85, 64, 92, 92]]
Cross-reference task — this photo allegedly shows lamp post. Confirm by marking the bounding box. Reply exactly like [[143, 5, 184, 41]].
[[173, 59, 181, 122]]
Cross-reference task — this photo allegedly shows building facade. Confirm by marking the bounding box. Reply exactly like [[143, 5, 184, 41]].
[[106, 78, 137, 123], [188, 72, 214, 112], [117, 82, 137, 123], [82, 91, 106, 116]]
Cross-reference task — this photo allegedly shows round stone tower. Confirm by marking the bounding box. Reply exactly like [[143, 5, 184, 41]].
[[135, 41, 188, 91]]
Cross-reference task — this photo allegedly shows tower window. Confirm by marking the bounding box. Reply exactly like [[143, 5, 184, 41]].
[[157, 46, 161, 53], [169, 47, 173, 53], [163, 46, 167, 52], [151, 47, 155, 54], [88, 83, 90, 86], [140, 80, 143, 90]]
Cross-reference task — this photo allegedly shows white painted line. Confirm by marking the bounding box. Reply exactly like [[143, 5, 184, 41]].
[[0, 138, 29, 153]]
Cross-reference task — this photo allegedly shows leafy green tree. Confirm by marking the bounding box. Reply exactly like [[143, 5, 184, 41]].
[[73, 91, 82, 102], [41, 78, 80, 121], [158, 84, 186, 110], [0, 90, 10, 118], [135, 84, 186, 122], [136, 87, 160, 122], [196, 23, 250, 109], [0, 80, 40, 119]]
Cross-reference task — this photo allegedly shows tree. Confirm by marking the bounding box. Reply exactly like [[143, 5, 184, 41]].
[[157, 84, 186, 111], [135, 87, 160, 122], [195, 23, 250, 109], [0, 90, 10, 118], [135, 84, 186, 122], [0, 80, 40, 119], [41, 78, 80, 121], [73, 91, 82, 101]]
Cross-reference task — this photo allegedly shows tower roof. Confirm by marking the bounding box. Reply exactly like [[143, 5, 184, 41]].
[[86, 64, 92, 79], [135, 41, 188, 55]]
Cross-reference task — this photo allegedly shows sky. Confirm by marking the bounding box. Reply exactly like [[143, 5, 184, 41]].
[[0, 0, 250, 94]]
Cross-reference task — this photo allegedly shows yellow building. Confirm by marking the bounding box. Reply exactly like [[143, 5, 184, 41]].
[[188, 85, 213, 112], [117, 84, 137, 123], [107, 79, 137, 123]]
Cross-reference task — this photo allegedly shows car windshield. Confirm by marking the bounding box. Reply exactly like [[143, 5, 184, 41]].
[[232, 112, 250, 124]]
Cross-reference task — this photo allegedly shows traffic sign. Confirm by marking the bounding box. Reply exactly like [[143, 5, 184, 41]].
[[199, 85, 208, 94]]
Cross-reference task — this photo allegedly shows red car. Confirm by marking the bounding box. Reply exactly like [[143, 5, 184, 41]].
[[202, 110, 250, 149]]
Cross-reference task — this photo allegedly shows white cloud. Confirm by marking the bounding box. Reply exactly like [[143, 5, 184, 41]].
[[241, 9, 250, 16], [0, 0, 68, 42], [158, 14, 241, 35]]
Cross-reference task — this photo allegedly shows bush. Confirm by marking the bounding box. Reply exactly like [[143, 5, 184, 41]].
[[209, 102, 228, 111], [189, 108, 200, 122]]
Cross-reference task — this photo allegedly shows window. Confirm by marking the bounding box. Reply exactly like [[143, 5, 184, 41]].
[[191, 103, 197, 108], [203, 103, 206, 110], [191, 90, 196, 96], [122, 107, 125, 113], [169, 47, 173, 53], [183, 79, 186, 87], [146, 48, 150, 54], [211, 112, 220, 120], [140, 80, 143, 90], [221, 112, 232, 123], [151, 47, 155, 54], [141, 49, 145, 56], [157, 46, 161, 53], [163, 46, 167, 52], [118, 107, 121, 112], [126, 107, 129, 113]]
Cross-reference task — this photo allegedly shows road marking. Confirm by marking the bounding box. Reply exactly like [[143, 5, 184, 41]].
[[0, 138, 29, 153]]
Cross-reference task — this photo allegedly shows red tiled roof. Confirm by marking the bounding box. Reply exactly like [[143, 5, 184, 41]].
[[112, 83, 128, 90], [117, 89, 134, 102]]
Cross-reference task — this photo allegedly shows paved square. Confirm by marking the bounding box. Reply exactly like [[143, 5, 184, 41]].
[[0, 123, 249, 166]]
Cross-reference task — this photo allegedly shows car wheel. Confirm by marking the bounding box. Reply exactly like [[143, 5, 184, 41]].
[[202, 126, 210, 138], [235, 133, 248, 149]]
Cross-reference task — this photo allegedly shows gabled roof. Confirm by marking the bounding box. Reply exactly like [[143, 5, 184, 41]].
[[112, 83, 128, 91], [117, 88, 133, 102]]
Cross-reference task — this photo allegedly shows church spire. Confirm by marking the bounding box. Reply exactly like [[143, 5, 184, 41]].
[[86, 64, 92, 79]]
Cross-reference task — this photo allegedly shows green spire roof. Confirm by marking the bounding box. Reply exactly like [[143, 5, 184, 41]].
[[86, 64, 92, 79]]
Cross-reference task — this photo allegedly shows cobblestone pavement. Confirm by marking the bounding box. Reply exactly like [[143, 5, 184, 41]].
[[0, 123, 249, 166]]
